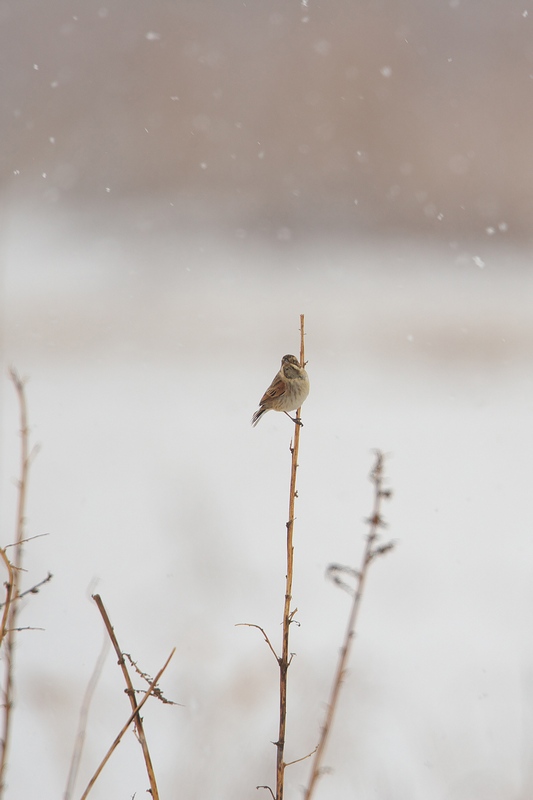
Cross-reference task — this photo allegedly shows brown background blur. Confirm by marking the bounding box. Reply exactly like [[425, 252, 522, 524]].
[[2, 0, 532, 243]]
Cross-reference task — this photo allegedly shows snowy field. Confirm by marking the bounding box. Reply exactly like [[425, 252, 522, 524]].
[[1, 204, 533, 799]]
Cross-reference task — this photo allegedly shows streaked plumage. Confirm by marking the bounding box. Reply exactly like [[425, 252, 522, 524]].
[[251, 354, 309, 427]]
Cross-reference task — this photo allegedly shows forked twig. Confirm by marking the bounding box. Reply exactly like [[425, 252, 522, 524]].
[[122, 653, 179, 705], [92, 594, 161, 799], [79, 647, 176, 800], [303, 451, 393, 799]]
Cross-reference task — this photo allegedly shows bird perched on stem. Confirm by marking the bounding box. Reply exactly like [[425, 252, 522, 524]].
[[251, 354, 309, 427]]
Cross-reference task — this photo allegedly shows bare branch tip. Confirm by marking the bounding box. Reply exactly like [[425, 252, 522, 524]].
[[256, 785, 275, 800]]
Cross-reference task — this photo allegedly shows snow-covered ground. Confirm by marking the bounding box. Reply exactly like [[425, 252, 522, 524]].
[[1, 204, 533, 799]]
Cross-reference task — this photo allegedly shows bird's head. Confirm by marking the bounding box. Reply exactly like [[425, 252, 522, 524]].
[[281, 354, 300, 367]]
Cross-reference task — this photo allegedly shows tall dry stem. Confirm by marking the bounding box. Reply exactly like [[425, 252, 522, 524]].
[[0, 370, 33, 796], [275, 313, 306, 800]]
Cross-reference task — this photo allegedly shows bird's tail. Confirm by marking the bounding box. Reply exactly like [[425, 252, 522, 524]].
[[251, 406, 268, 427]]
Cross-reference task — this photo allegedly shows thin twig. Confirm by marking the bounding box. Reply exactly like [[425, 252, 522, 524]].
[[0, 551, 14, 646], [0, 370, 32, 796], [257, 786, 275, 799], [235, 623, 279, 662], [92, 594, 160, 800], [15, 571, 53, 601], [285, 745, 318, 767], [4, 532, 49, 549], [276, 314, 306, 800], [122, 653, 179, 706], [5, 626, 44, 633], [0, 571, 53, 610], [303, 451, 393, 799], [79, 647, 176, 800]]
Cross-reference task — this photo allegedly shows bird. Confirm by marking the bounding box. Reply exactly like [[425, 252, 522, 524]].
[[251, 354, 309, 427]]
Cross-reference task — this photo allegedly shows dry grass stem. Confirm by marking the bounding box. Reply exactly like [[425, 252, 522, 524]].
[[63, 635, 109, 800], [0, 370, 33, 796], [78, 647, 176, 800], [275, 313, 306, 800], [303, 451, 393, 800]]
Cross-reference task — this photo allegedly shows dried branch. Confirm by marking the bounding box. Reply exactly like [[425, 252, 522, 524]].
[[0, 369, 33, 796], [0, 571, 53, 610], [303, 451, 394, 799], [78, 647, 176, 800], [123, 653, 179, 706], [92, 594, 161, 799], [4, 532, 49, 549]]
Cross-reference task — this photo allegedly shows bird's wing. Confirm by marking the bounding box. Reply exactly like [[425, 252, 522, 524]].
[[259, 373, 286, 405]]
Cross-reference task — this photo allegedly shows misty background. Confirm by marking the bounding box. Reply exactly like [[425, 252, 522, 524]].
[[1, 1, 533, 798]]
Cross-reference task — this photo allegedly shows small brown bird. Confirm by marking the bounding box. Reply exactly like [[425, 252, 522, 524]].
[[251, 354, 310, 427]]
